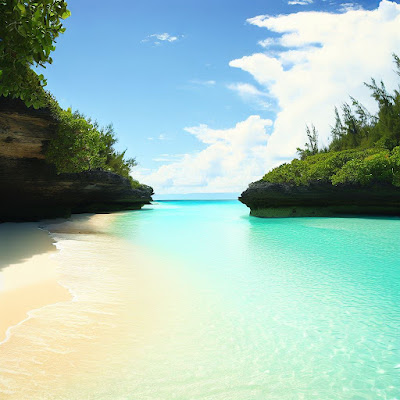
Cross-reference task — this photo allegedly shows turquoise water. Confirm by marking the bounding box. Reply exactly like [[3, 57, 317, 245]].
[[1, 200, 400, 399], [108, 200, 400, 399]]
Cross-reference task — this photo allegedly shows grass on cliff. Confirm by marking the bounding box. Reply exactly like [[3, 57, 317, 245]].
[[263, 54, 400, 187]]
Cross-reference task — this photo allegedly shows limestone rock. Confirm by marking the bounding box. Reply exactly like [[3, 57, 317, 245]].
[[0, 97, 153, 222], [239, 180, 400, 217]]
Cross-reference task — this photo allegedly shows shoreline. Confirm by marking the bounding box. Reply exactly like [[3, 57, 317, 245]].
[[0, 211, 197, 399], [0, 212, 122, 344], [0, 223, 71, 343]]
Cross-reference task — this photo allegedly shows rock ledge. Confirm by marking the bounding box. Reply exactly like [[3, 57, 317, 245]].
[[239, 180, 400, 217], [0, 98, 153, 222]]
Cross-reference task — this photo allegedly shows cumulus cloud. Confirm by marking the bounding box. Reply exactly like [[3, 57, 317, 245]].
[[142, 33, 181, 45], [227, 82, 267, 98], [227, 83, 271, 110], [258, 37, 280, 48], [230, 54, 284, 85], [231, 0, 400, 161], [136, 1, 400, 194], [133, 116, 273, 193]]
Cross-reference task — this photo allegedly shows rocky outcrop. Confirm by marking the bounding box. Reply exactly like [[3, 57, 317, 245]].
[[0, 97, 153, 222], [239, 180, 400, 217]]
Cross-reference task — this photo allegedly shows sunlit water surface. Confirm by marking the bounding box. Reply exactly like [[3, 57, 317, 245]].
[[1, 200, 400, 399]]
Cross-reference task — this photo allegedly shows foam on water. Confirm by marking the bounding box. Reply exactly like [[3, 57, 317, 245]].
[[1, 201, 400, 399]]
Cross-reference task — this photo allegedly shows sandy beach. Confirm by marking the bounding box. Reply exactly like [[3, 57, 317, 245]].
[[0, 212, 189, 399], [0, 223, 71, 343]]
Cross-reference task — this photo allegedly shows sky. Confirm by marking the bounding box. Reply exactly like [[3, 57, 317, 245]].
[[42, 0, 400, 196]]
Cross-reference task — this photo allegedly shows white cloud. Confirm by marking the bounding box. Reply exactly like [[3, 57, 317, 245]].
[[339, 3, 363, 12], [147, 134, 170, 141], [229, 54, 284, 85], [227, 83, 271, 110], [288, 0, 313, 5], [189, 79, 216, 86], [137, 1, 400, 194], [153, 154, 185, 162], [227, 82, 267, 98], [258, 37, 279, 48], [142, 33, 180, 45], [133, 116, 273, 193], [230, 0, 400, 162]]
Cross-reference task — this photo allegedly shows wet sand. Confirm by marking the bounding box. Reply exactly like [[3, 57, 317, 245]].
[[0, 212, 191, 399], [0, 223, 71, 342]]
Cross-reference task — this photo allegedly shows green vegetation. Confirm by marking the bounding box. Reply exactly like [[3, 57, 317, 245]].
[[263, 54, 400, 187], [45, 97, 143, 188], [0, 1, 145, 188], [0, 0, 70, 108], [264, 147, 400, 186]]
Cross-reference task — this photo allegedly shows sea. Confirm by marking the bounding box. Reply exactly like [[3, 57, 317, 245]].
[[1, 200, 400, 399]]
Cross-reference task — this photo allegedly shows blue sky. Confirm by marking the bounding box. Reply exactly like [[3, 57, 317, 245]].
[[42, 0, 400, 195]]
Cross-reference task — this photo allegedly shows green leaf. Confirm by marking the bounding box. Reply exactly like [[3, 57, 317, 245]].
[[33, 7, 42, 20], [16, 3, 26, 15], [61, 10, 71, 19], [17, 25, 27, 37]]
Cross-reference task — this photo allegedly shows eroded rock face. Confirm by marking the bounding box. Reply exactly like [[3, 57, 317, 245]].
[[239, 180, 400, 217], [0, 98, 55, 159], [0, 97, 153, 222]]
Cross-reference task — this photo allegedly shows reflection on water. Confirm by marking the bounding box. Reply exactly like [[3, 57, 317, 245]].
[[1, 201, 400, 399]]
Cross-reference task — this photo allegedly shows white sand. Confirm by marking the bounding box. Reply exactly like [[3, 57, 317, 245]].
[[0, 223, 71, 342]]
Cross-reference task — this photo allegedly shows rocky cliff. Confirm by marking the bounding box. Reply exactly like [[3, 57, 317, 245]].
[[239, 180, 400, 217], [0, 97, 153, 222]]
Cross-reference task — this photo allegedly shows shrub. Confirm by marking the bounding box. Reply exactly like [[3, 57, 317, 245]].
[[46, 109, 106, 173], [262, 149, 382, 186], [331, 150, 392, 185]]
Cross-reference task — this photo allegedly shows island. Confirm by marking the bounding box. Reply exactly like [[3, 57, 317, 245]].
[[239, 180, 400, 217], [240, 54, 400, 217]]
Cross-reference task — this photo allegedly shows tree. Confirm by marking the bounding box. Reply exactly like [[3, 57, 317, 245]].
[[46, 109, 107, 173], [46, 111, 138, 178], [297, 124, 319, 160], [330, 107, 344, 144], [364, 60, 400, 149], [98, 124, 138, 178], [0, 0, 70, 108], [327, 54, 400, 152]]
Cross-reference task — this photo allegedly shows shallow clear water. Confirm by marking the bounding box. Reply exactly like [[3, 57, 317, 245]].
[[1, 200, 400, 399]]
